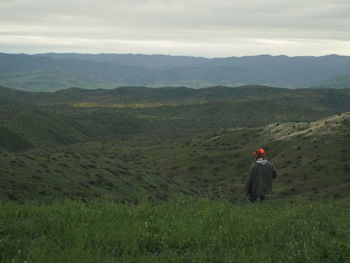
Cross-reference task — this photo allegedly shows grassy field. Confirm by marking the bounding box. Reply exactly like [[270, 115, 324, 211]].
[[1, 198, 349, 263]]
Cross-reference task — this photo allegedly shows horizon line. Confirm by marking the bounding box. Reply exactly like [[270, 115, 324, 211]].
[[0, 52, 348, 59]]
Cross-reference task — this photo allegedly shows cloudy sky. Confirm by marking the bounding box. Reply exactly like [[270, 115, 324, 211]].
[[0, 0, 349, 57]]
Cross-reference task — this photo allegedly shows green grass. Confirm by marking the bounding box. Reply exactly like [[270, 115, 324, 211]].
[[0, 198, 349, 263]]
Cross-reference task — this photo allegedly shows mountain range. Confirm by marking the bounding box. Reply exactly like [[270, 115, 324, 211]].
[[1, 53, 350, 91]]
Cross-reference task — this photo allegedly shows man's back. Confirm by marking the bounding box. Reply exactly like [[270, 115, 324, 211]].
[[245, 148, 277, 202], [246, 159, 277, 196]]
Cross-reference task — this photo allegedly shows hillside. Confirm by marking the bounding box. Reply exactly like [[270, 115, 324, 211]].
[[2, 53, 350, 91], [1, 109, 349, 203], [0, 85, 350, 204], [85, 112, 350, 202], [0, 147, 197, 203]]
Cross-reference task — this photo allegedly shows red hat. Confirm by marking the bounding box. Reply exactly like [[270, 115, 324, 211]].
[[253, 148, 265, 156]]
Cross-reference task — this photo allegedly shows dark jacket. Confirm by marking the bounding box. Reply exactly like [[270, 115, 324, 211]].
[[245, 158, 277, 196]]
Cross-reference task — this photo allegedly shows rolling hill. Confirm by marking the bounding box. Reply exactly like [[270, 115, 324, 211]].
[[2, 84, 350, 109], [0, 84, 350, 203], [1, 85, 350, 145]]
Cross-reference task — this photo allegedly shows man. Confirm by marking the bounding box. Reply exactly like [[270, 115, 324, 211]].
[[245, 148, 277, 203]]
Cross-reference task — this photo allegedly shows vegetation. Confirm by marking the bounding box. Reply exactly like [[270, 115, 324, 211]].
[[1, 84, 350, 262], [0, 86, 350, 203], [1, 199, 349, 263], [72, 113, 350, 202], [0, 147, 197, 203], [1, 86, 350, 146]]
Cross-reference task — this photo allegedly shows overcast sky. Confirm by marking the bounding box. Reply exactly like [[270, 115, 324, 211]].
[[0, 0, 349, 57]]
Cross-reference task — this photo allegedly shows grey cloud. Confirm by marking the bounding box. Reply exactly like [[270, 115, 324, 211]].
[[0, 0, 349, 56]]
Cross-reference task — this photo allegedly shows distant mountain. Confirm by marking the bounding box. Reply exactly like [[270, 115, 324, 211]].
[[312, 75, 350, 89], [1, 53, 350, 91], [36, 53, 209, 70]]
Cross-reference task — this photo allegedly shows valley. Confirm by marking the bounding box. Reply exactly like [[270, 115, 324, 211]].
[[1, 85, 349, 204]]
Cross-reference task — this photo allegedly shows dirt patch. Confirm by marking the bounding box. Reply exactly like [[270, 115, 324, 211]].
[[263, 112, 350, 141]]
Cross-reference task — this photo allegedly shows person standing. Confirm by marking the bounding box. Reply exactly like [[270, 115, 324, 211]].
[[245, 148, 277, 203]]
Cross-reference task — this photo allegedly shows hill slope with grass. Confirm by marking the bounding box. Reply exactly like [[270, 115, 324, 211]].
[[0, 147, 197, 203], [89, 112, 350, 202], [1, 110, 348, 203]]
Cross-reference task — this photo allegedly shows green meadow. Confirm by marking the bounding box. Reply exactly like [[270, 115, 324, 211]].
[[1, 199, 349, 263]]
